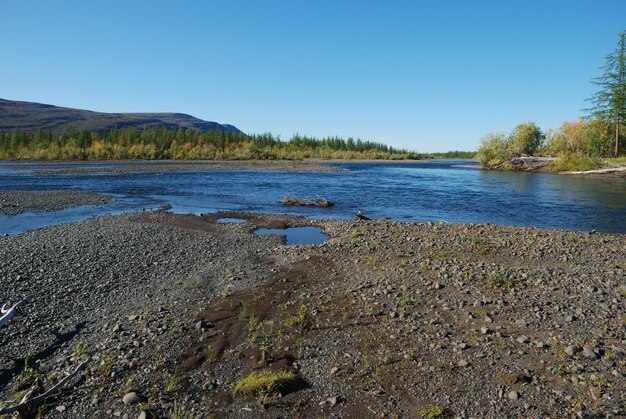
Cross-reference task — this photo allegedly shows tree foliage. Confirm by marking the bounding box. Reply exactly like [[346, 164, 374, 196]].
[[477, 132, 512, 169], [507, 122, 544, 156]]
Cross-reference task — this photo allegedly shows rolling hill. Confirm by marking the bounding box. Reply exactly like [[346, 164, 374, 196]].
[[0, 98, 242, 134]]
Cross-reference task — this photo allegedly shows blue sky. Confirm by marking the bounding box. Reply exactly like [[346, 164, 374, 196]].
[[1, 1, 625, 152]]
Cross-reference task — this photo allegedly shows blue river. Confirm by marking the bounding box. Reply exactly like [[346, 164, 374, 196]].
[[1, 160, 626, 234]]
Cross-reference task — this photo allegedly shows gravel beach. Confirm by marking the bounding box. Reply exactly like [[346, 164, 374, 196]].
[[1, 211, 625, 418], [0, 191, 113, 216], [3, 160, 342, 176]]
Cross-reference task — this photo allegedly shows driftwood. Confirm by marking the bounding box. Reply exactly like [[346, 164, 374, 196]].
[[0, 360, 89, 415], [510, 156, 556, 171], [280, 196, 334, 208], [1, 298, 89, 415], [0, 298, 27, 329], [561, 166, 626, 175]]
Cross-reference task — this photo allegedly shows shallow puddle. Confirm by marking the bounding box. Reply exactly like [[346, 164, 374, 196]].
[[216, 218, 247, 224], [255, 226, 327, 245]]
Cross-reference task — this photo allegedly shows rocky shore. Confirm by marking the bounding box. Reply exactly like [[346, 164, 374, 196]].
[[2, 160, 342, 176], [0, 211, 625, 418], [0, 191, 113, 215]]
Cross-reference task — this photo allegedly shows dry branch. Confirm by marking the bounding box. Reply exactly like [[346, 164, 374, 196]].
[[0, 360, 89, 415], [0, 298, 27, 329], [510, 156, 556, 171], [561, 166, 626, 175]]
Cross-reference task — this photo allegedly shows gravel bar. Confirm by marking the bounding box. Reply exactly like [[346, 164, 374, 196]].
[[0, 190, 113, 215], [0, 211, 624, 418]]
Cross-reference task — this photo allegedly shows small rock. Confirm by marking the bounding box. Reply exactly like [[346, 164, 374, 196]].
[[122, 392, 144, 405], [327, 395, 341, 406], [516, 336, 530, 344], [565, 345, 581, 356], [508, 390, 520, 401], [434, 282, 443, 290], [582, 346, 599, 359], [457, 359, 469, 367], [480, 327, 491, 335], [330, 367, 339, 375], [389, 311, 397, 318], [55, 405, 66, 413]]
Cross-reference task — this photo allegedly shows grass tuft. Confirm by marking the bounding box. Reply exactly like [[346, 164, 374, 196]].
[[417, 404, 446, 418], [233, 370, 301, 397]]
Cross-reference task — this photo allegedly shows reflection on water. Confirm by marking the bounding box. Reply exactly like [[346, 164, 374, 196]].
[[255, 227, 328, 245], [1, 160, 625, 234], [216, 218, 247, 224]]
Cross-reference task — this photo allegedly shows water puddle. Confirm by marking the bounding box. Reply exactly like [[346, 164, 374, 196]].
[[255, 226, 327, 245], [216, 218, 247, 224]]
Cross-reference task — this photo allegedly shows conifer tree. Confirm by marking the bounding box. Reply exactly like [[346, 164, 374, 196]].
[[587, 32, 626, 157]]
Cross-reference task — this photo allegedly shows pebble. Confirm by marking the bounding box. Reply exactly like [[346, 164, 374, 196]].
[[565, 345, 581, 356], [122, 392, 144, 405], [508, 390, 520, 401], [458, 359, 469, 367], [582, 346, 599, 359]]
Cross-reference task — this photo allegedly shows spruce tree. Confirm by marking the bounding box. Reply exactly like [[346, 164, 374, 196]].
[[587, 32, 626, 157]]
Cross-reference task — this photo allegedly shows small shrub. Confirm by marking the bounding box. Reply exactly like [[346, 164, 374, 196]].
[[165, 373, 182, 393], [400, 296, 417, 309], [234, 370, 301, 397], [486, 271, 511, 289], [98, 356, 114, 376], [367, 255, 381, 266], [285, 299, 312, 330]]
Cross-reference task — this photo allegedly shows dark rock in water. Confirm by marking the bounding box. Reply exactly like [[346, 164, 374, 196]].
[[355, 211, 370, 220]]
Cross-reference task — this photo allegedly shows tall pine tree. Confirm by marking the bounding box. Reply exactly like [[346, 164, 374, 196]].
[[587, 32, 626, 157]]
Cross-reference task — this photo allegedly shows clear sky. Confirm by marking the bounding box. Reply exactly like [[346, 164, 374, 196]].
[[1, 1, 625, 152]]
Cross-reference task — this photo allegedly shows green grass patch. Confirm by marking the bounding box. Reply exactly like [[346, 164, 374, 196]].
[[233, 370, 302, 397], [552, 152, 602, 172], [417, 404, 446, 418], [486, 271, 511, 289], [284, 299, 312, 330], [400, 296, 417, 309]]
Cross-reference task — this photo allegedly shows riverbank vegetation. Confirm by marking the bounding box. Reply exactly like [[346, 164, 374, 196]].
[[477, 119, 612, 171], [0, 127, 426, 160], [0, 127, 477, 161], [478, 31, 625, 173]]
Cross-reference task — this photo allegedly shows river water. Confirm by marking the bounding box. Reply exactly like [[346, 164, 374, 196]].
[[1, 160, 626, 234]]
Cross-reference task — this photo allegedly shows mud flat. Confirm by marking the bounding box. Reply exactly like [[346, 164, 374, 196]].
[[0, 211, 625, 418], [0, 190, 113, 215]]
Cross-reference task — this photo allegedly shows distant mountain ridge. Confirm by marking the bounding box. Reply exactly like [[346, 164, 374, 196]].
[[0, 98, 242, 134]]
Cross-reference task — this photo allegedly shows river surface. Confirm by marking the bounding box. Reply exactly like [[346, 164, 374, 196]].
[[1, 160, 626, 234]]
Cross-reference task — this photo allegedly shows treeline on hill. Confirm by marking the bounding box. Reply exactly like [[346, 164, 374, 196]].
[[477, 118, 621, 172], [0, 127, 426, 160]]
